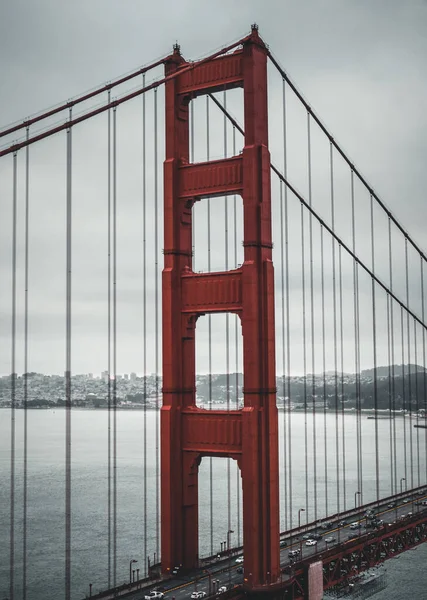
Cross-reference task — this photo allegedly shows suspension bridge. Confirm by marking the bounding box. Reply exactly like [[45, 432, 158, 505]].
[[1, 25, 427, 600]]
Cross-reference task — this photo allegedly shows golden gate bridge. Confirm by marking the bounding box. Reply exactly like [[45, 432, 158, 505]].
[[1, 24, 427, 600]]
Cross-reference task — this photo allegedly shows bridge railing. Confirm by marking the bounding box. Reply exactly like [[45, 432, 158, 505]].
[[198, 484, 427, 566]]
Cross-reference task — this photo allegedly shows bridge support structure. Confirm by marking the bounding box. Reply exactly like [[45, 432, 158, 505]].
[[161, 25, 280, 589]]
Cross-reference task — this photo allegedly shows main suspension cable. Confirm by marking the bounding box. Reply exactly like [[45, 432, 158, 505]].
[[267, 51, 427, 269]]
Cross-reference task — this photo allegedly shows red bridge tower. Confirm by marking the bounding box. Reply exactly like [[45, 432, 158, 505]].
[[161, 25, 280, 590]]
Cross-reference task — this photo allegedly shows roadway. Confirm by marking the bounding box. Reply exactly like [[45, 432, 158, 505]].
[[108, 488, 427, 600]]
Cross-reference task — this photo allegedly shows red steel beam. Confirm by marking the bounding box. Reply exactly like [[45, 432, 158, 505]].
[[161, 24, 280, 589]]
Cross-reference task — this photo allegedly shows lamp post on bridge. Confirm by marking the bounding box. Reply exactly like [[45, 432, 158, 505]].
[[129, 559, 137, 584], [400, 477, 406, 495], [298, 508, 305, 557]]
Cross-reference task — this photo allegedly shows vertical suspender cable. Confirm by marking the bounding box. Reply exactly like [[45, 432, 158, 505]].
[[307, 113, 318, 523], [23, 127, 30, 600], [389, 219, 397, 494], [405, 238, 414, 488], [338, 244, 346, 510], [301, 201, 309, 521], [279, 180, 287, 530], [321, 225, 330, 518], [107, 89, 112, 589], [112, 105, 118, 589], [9, 150, 17, 600], [142, 75, 148, 575], [370, 193, 380, 503], [421, 257, 427, 484], [279, 121, 287, 533], [232, 126, 241, 546], [282, 79, 293, 531], [387, 294, 394, 495], [206, 96, 214, 555], [330, 141, 339, 518], [223, 89, 232, 542], [351, 169, 362, 502], [279, 79, 289, 531], [65, 108, 72, 600], [401, 306, 408, 487], [154, 88, 160, 559], [414, 319, 420, 486]]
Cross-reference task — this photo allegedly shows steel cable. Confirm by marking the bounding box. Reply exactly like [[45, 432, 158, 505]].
[[405, 239, 414, 489], [401, 307, 408, 488], [232, 126, 241, 546], [414, 320, 420, 486], [142, 75, 148, 575], [206, 96, 214, 555], [421, 257, 427, 483], [330, 142, 339, 520], [23, 127, 30, 600], [107, 89, 112, 589], [65, 107, 72, 600], [301, 203, 309, 522], [338, 244, 346, 511], [307, 113, 318, 524], [387, 294, 394, 495], [154, 88, 160, 559], [112, 105, 118, 589], [9, 150, 17, 600], [370, 193, 380, 505], [389, 219, 398, 495], [282, 78, 293, 534], [279, 180, 287, 530], [223, 89, 232, 550]]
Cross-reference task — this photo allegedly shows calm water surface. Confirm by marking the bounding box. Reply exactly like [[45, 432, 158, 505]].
[[0, 409, 426, 599]]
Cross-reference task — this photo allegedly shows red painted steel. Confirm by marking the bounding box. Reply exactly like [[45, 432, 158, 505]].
[[161, 25, 280, 588]]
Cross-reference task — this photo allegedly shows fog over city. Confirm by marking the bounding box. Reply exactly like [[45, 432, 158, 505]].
[[0, 1, 426, 377]]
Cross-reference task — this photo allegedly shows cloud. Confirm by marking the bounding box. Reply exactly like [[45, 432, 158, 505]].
[[0, 0, 426, 377]]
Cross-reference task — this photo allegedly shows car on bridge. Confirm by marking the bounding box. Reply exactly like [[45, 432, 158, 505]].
[[306, 539, 317, 546], [280, 539, 288, 547], [235, 556, 244, 563], [144, 592, 164, 600], [325, 536, 336, 543], [190, 592, 207, 599], [218, 586, 228, 593], [237, 566, 244, 574]]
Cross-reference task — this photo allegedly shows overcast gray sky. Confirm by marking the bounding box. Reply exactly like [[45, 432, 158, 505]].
[[0, 0, 426, 377]]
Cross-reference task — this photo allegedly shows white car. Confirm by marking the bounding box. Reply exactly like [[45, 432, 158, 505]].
[[218, 586, 228, 593], [190, 592, 207, 599], [144, 592, 164, 600], [235, 556, 244, 563], [306, 539, 317, 546]]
